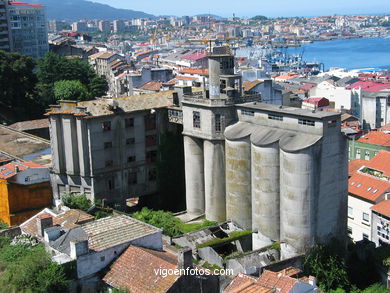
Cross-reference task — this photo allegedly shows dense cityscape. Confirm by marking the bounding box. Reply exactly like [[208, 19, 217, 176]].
[[0, 0, 389, 292]]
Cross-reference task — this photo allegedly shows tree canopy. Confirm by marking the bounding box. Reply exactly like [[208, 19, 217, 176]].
[[54, 80, 89, 101], [36, 51, 108, 105]]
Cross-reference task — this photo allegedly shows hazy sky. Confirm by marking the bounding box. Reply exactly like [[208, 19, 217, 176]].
[[90, 0, 389, 17]]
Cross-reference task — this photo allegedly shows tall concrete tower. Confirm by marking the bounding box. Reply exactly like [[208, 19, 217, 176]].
[[181, 47, 260, 222]]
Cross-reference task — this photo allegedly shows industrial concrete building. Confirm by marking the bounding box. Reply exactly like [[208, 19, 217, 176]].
[[179, 47, 348, 258], [47, 93, 173, 207]]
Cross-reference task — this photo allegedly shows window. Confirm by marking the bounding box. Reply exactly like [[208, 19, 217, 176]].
[[356, 149, 361, 159], [148, 168, 157, 181], [145, 114, 156, 130], [146, 150, 158, 163], [347, 226, 352, 235], [193, 111, 201, 128], [102, 121, 111, 131], [125, 118, 134, 128], [126, 138, 135, 145], [298, 119, 315, 126], [146, 135, 157, 147], [104, 142, 112, 149], [127, 156, 136, 163], [100, 256, 105, 262], [367, 187, 372, 192], [365, 151, 370, 160], [105, 160, 113, 167], [268, 114, 283, 121], [107, 177, 115, 190], [128, 172, 137, 185], [362, 212, 369, 222], [215, 114, 223, 132], [348, 206, 353, 217], [241, 109, 254, 116], [328, 120, 337, 127], [362, 233, 369, 240]]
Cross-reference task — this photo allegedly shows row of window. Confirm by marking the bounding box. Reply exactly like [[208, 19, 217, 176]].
[[103, 135, 156, 149], [104, 151, 158, 167], [347, 226, 369, 240], [102, 116, 155, 131], [241, 110, 318, 127], [192, 111, 225, 133], [348, 206, 370, 223], [353, 148, 378, 160], [106, 168, 157, 190]]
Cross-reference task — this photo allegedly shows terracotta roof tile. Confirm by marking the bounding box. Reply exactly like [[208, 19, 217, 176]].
[[349, 160, 366, 177], [371, 200, 390, 217], [103, 246, 179, 293], [348, 173, 390, 202], [138, 81, 163, 91], [0, 161, 45, 179], [224, 273, 273, 293], [258, 270, 297, 293], [357, 132, 390, 147], [178, 68, 208, 75]]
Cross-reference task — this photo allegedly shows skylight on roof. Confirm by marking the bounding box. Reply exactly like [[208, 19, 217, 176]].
[[357, 184, 362, 187], [373, 189, 378, 194], [351, 182, 355, 185], [367, 187, 372, 192]]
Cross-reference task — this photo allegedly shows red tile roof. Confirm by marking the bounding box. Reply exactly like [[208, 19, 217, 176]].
[[103, 246, 179, 293], [176, 75, 197, 81], [258, 270, 297, 293], [348, 173, 390, 203], [138, 81, 163, 91], [0, 161, 45, 179], [371, 200, 390, 217], [303, 97, 330, 107], [181, 51, 208, 61], [349, 160, 366, 177], [357, 132, 390, 147], [366, 150, 390, 176], [224, 274, 273, 293], [9, 1, 44, 7], [346, 81, 390, 93]]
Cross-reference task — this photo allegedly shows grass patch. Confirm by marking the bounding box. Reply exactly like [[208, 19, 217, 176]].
[[197, 230, 252, 249]]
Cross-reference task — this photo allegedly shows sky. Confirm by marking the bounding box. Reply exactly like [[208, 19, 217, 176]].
[[90, 0, 389, 18]]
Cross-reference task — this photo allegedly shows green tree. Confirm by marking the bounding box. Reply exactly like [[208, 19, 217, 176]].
[[36, 51, 108, 105], [0, 221, 7, 230], [0, 238, 69, 293], [304, 244, 349, 292], [361, 283, 390, 293], [0, 51, 41, 123], [54, 80, 88, 101], [62, 193, 91, 211]]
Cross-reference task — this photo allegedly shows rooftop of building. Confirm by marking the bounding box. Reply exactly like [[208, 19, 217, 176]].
[[8, 1, 44, 7], [224, 273, 272, 293], [80, 215, 161, 252], [138, 80, 163, 91], [88, 51, 117, 60], [0, 161, 46, 180], [349, 159, 366, 177], [243, 80, 264, 92], [346, 80, 390, 93], [8, 118, 49, 132], [0, 125, 51, 166], [238, 102, 340, 120], [47, 91, 174, 118], [371, 200, 390, 217], [357, 131, 390, 147], [349, 151, 390, 202], [103, 246, 179, 293]]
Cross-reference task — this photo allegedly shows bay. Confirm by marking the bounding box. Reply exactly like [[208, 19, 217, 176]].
[[286, 37, 390, 70]]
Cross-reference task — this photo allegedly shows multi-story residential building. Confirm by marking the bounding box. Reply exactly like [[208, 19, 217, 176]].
[[0, 0, 11, 52], [371, 200, 390, 246], [71, 21, 87, 32], [98, 20, 110, 32], [113, 19, 124, 33], [349, 131, 390, 161], [347, 151, 390, 242], [7, 0, 48, 58], [0, 161, 52, 226], [47, 93, 174, 207]]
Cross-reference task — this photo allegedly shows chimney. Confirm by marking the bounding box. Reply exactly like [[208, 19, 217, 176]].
[[178, 247, 192, 270], [309, 276, 316, 287], [14, 165, 20, 174], [36, 214, 53, 237], [44, 226, 61, 242], [70, 239, 89, 259]]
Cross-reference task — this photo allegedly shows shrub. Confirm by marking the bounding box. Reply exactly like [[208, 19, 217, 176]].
[[61, 193, 91, 211]]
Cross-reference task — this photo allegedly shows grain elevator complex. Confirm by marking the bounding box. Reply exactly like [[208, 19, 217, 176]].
[[181, 47, 348, 258]]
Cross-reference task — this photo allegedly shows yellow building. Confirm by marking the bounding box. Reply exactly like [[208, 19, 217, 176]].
[[0, 162, 52, 226]]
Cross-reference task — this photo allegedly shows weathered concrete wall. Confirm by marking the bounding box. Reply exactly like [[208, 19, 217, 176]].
[[226, 248, 279, 277], [280, 148, 316, 258], [204, 140, 226, 222], [226, 138, 252, 230], [198, 246, 224, 268], [184, 135, 205, 216], [251, 142, 280, 249]]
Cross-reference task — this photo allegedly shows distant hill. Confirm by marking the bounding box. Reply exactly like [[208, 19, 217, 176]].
[[22, 0, 155, 21]]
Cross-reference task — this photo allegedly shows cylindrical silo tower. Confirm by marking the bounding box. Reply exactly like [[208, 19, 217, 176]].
[[183, 135, 205, 216], [225, 136, 252, 230], [251, 142, 280, 249], [279, 145, 317, 258], [204, 140, 226, 222]]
